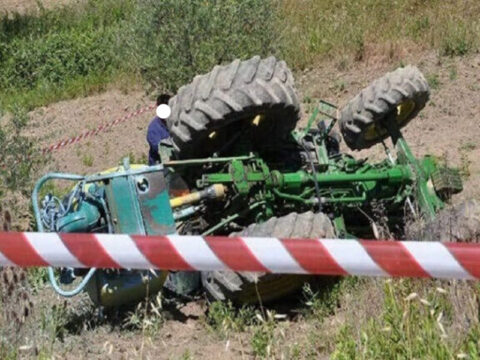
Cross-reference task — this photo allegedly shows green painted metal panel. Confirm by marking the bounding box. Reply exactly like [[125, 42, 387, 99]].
[[105, 176, 145, 234], [137, 172, 176, 235]]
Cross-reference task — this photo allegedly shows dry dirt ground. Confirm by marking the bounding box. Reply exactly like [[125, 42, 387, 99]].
[[22, 50, 480, 359], [29, 87, 154, 175], [0, 0, 84, 14]]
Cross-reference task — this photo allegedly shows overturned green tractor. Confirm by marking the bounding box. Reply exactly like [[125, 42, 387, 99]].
[[33, 56, 476, 307]]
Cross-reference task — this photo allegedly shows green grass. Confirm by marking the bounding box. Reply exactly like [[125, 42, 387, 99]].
[[2, 0, 479, 111], [207, 300, 256, 338], [331, 280, 480, 360], [279, 0, 480, 69], [81, 153, 94, 167], [426, 72, 441, 90], [0, 0, 278, 110], [0, 0, 138, 110]]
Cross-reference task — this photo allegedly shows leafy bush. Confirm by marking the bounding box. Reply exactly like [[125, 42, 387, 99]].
[[0, 107, 42, 232], [0, 0, 137, 109], [131, 0, 279, 93], [440, 21, 476, 56], [207, 300, 256, 338], [0, 0, 278, 109], [0, 109, 43, 357], [0, 108, 40, 194]]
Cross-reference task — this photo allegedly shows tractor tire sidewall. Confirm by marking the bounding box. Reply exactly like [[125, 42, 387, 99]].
[[201, 212, 335, 305], [167, 56, 300, 159], [339, 65, 430, 151]]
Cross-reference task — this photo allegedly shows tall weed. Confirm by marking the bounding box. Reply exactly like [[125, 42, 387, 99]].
[[332, 280, 480, 359]]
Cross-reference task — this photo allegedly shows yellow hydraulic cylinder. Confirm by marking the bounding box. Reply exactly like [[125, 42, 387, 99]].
[[170, 184, 226, 208]]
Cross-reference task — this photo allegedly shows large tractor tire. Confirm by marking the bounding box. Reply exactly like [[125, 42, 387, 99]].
[[202, 212, 335, 305], [339, 65, 430, 151], [167, 56, 300, 159], [422, 200, 480, 242]]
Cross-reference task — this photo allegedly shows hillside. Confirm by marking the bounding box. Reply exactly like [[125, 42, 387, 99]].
[[1, 1, 480, 359], [16, 51, 480, 359]]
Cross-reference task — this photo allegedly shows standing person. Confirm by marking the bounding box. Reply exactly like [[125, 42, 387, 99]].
[[147, 94, 202, 298], [147, 94, 171, 165]]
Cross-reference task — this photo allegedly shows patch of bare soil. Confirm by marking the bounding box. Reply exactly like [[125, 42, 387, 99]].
[[54, 300, 249, 360], [24, 50, 480, 358], [29, 88, 154, 175], [0, 0, 84, 15]]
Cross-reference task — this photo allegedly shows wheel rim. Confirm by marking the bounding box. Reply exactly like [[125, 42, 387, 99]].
[[364, 123, 387, 141], [363, 100, 416, 142], [203, 113, 278, 156], [396, 99, 416, 125]]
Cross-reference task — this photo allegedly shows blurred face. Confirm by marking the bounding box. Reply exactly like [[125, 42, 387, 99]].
[[156, 104, 171, 120]]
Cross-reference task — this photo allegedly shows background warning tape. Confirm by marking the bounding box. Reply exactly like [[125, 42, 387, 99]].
[[41, 104, 155, 154]]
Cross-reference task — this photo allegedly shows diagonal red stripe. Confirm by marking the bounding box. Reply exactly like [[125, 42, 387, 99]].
[[361, 240, 430, 277], [0, 232, 48, 266], [444, 242, 480, 278], [281, 238, 348, 275], [132, 235, 193, 271], [205, 236, 268, 272], [60, 233, 120, 268]]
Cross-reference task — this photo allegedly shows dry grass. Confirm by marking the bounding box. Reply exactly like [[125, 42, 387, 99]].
[[279, 0, 480, 69]]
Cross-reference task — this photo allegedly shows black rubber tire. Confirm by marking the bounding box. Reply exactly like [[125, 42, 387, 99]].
[[167, 56, 300, 159], [422, 200, 480, 243], [202, 212, 335, 305], [339, 65, 430, 150]]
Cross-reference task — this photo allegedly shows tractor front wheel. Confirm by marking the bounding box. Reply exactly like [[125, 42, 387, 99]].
[[339, 65, 430, 150]]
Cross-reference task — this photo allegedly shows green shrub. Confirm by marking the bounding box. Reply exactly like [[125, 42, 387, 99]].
[[0, 0, 137, 109], [0, 108, 41, 194], [0, 0, 278, 109], [440, 21, 476, 56], [207, 300, 256, 338], [131, 0, 279, 93], [426, 72, 441, 90]]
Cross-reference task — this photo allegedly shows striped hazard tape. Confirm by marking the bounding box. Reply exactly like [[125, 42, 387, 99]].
[[41, 104, 155, 154], [0, 232, 479, 279]]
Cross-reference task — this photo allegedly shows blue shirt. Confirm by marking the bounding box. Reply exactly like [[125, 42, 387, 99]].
[[147, 116, 170, 165]]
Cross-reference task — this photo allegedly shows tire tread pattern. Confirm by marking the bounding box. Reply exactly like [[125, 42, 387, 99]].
[[339, 65, 430, 150], [167, 56, 300, 158]]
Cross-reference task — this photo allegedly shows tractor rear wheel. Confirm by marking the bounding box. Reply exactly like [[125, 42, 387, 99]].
[[167, 56, 300, 159], [201, 212, 335, 305], [339, 65, 430, 150]]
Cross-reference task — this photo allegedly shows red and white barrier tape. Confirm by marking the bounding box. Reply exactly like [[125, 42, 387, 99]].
[[41, 104, 155, 154], [0, 232, 479, 279]]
